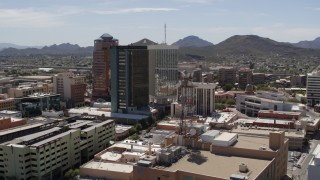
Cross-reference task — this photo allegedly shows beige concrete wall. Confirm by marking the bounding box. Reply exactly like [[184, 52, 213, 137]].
[[210, 145, 276, 160], [80, 167, 133, 180], [132, 166, 227, 180]]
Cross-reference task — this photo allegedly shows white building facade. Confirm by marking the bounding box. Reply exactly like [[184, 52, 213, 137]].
[[306, 71, 320, 106], [171, 80, 215, 117], [148, 45, 179, 104]]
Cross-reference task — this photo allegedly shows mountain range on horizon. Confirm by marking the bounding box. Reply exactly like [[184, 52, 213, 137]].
[[1, 35, 320, 57]]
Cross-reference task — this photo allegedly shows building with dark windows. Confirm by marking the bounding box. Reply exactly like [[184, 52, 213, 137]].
[[14, 93, 61, 117], [111, 46, 149, 113], [307, 70, 320, 106], [92, 33, 119, 101], [218, 66, 236, 86], [238, 68, 253, 89]]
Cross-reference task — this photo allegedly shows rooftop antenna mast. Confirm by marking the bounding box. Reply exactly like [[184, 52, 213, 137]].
[[164, 24, 167, 45]]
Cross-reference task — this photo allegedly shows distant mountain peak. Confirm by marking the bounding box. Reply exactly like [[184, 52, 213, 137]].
[[172, 35, 213, 47], [292, 37, 320, 49], [0, 43, 92, 56]]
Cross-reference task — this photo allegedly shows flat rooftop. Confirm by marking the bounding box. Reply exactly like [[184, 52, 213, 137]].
[[14, 127, 61, 143], [233, 135, 271, 151], [110, 140, 162, 153], [17, 76, 52, 80], [30, 129, 78, 147], [0, 110, 20, 115], [258, 110, 301, 115], [206, 112, 237, 124], [232, 126, 305, 138], [0, 122, 44, 136], [165, 150, 271, 180], [82, 120, 114, 132], [68, 120, 92, 129], [214, 132, 237, 142], [100, 151, 122, 161], [82, 160, 133, 173], [69, 107, 148, 120], [116, 125, 133, 134]]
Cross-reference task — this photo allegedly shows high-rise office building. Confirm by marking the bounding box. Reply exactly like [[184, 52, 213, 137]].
[[53, 72, 86, 108], [92, 33, 119, 101], [148, 45, 179, 104], [111, 46, 149, 113], [307, 70, 320, 106]]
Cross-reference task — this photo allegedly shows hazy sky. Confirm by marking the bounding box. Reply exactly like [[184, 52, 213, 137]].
[[0, 0, 319, 46]]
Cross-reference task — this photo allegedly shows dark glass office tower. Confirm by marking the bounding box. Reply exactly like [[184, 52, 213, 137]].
[[111, 46, 149, 113]]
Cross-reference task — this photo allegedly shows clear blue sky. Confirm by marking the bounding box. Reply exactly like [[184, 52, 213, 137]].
[[0, 0, 319, 46]]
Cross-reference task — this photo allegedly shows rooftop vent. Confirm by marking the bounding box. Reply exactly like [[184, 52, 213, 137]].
[[239, 162, 248, 173], [259, 146, 266, 151]]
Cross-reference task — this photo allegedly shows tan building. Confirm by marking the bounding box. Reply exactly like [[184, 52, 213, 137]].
[[218, 67, 236, 86], [214, 91, 235, 104], [0, 98, 15, 111], [92, 33, 119, 101], [0, 116, 26, 130], [8, 82, 53, 98], [133, 132, 288, 180], [0, 120, 115, 180], [53, 72, 86, 108], [232, 125, 304, 150], [80, 130, 288, 180]]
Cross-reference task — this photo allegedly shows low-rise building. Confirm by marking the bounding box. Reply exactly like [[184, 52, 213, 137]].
[[236, 91, 293, 117], [252, 73, 266, 85], [0, 116, 26, 130], [214, 91, 235, 104], [68, 107, 149, 125], [0, 98, 15, 111], [80, 129, 289, 180], [258, 110, 302, 120], [115, 124, 133, 141], [205, 112, 238, 129], [8, 82, 53, 98], [15, 93, 61, 117], [232, 125, 304, 150]]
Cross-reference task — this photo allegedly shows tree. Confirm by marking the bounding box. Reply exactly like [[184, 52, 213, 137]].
[[135, 123, 142, 131], [225, 99, 235, 106], [223, 83, 233, 91], [130, 133, 139, 140], [64, 169, 79, 180], [101, 114, 106, 121]]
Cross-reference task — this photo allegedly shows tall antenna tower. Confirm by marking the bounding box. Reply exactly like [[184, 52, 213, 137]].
[[164, 24, 167, 44]]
